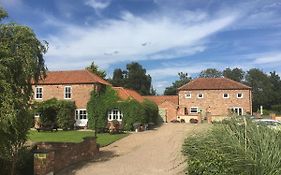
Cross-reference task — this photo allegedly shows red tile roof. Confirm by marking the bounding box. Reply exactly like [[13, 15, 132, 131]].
[[144, 96, 178, 106], [113, 87, 144, 103], [33, 70, 111, 85], [178, 77, 251, 90]]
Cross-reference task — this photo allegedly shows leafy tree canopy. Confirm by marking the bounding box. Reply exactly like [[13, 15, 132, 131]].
[[245, 68, 274, 111], [86, 61, 106, 79], [110, 62, 155, 95], [223, 68, 245, 82], [0, 7, 47, 174], [199, 68, 222, 78], [164, 72, 191, 95]]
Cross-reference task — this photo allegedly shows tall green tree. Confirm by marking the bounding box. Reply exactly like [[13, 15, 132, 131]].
[[164, 72, 192, 95], [110, 62, 155, 95], [111, 68, 125, 87], [0, 7, 47, 174], [199, 68, 222, 78], [245, 69, 273, 111], [223, 68, 245, 82], [86, 61, 106, 79], [269, 71, 281, 106]]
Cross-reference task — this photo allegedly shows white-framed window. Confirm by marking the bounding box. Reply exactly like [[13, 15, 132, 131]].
[[197, 93, 204, 99], [75, 109, 87, 120], [64, 86, 72, 99], [108, 109, 123, 121], [232, 107, 243, 116], [35, 87, 43, 99], [223, 93, 229, 98], [237, 93, 243, 98], [185, 92, 191, 98], [190, 107, 198, 113]]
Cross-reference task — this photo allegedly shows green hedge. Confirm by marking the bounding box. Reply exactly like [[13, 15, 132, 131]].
[[271, 104, 281, 114], [35, 98, 76, 130], [183, 118, 281, 175]]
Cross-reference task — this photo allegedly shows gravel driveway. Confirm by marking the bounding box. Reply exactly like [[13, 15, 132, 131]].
[[58, 123, 209, 175]]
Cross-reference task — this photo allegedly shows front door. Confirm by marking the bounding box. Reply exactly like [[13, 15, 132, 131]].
[[75, 109, 88, 127]]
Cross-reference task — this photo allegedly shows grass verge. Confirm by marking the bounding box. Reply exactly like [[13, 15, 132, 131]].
[[28, 130, 128, 147]]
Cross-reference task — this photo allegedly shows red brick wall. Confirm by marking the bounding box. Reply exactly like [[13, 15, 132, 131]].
[[34, 137, 99, 175], [159, 101, 177, 122], [32, 84, 99, 108], [178, 89, 252, 116]]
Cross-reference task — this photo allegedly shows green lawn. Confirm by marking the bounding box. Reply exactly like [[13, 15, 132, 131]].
[[28, 130, 128, 147]]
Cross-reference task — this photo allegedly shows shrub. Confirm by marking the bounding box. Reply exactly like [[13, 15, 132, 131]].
[[118, 100, 146, 131], [183, 117, 281, 175], [36, 98, 59, 126], [142, 99, 159, 124], [189, 118, 198, 123], [57, 100, 76, 130], [36, 98, 77, 129]]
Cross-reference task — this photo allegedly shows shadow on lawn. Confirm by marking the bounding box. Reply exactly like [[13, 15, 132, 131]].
[[57, 150, 119, 175]]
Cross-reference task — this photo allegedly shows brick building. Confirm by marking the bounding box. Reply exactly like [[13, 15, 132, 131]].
[[32, 70, 110, 127], [178, 77, 252, 122], [144, 96, 178, 122]]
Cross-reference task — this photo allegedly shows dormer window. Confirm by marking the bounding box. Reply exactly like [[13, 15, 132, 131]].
[[64, 86, 72, 99], [185, 92, 191, 98], [223, 93, 229, 98]]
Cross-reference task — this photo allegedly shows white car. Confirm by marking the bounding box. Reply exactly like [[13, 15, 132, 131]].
[[254, 119, 281, 130]]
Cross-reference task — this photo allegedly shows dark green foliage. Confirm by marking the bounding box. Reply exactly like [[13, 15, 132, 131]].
[[57, 100, 76, 130], [86, 61, 107, 79], [199, 68, 223, 78], [223, 67, 245, 82], [36, 98, 76, 129], [164, 72, 191, 95], [0, 7, 47, 174], [245, 68, 274, 111], [142, 99, 159, 124], [183, 118, 281, 175], [87, 86, 119, 129], [118, 100, 146, 131], [36, 98, 59, 125], [110, 62, 155, 95], [272, 104, 281, 114], [111, 68, 125, 87]]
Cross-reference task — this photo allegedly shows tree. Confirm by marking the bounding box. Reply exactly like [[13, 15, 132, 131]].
[[199, 68, 222, 78], [164, 72, 192, 95], [86, 61, 106, 79], [245, 69, 273, 111], [0, 7, 47, 175], [110, 62, 155, 95], [269, 71, 281, 106], [223, 68, 245, 82], [111, 68, 125, 87]]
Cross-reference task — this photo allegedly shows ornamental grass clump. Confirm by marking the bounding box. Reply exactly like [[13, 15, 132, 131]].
[[183, 117, 281, 175]]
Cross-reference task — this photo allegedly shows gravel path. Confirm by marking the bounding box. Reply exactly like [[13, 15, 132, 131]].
[[58, 123, 209, 175]]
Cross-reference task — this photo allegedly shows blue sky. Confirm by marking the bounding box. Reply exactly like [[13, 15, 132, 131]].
[[1, 0, 281, 94]]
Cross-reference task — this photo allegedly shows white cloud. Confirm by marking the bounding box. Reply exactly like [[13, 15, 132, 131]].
[[85, 0, 111, 11], [254, 53, 281, 64], [45, 11, 238, 70]]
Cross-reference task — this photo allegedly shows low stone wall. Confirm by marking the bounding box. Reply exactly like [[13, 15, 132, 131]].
[[34, 137, 99, 175]]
